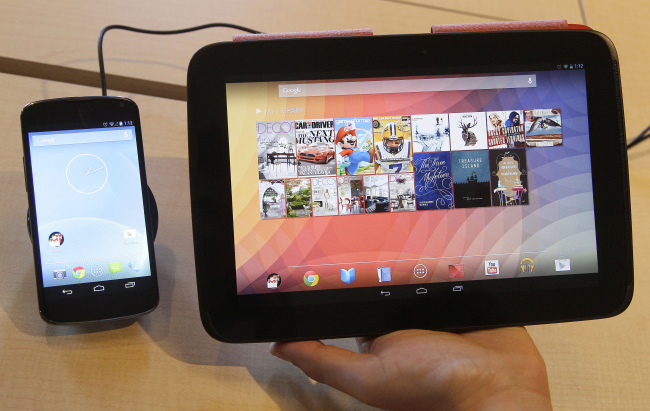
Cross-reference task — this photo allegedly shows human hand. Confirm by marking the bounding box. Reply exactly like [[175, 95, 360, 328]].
[[270, 327, 552, 411]]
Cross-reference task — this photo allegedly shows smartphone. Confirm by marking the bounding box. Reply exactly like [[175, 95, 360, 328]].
[[21, 97, 159, 323]]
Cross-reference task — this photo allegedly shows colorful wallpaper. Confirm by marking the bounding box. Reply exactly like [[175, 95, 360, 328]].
[[226, 70, 598, 294]]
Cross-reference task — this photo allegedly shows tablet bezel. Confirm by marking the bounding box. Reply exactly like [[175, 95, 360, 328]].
[[188, 31, 632, 343]]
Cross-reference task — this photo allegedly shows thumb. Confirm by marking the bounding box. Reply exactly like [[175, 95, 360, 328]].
[[270, 340, 373, 398]]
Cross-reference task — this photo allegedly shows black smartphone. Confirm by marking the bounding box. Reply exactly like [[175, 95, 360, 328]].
[[21, 96, 159, 323]]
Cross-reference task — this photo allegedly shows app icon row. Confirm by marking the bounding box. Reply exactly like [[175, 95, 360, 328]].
[[52, 261, 142, 280], [49, 228, 137, 248], [266, 256, 571, 289]]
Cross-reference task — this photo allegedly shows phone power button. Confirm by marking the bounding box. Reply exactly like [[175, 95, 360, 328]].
[[23, 157, 27, 192]]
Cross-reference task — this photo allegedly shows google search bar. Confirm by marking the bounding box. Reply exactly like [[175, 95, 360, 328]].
[[31, 127, 133, 147], [278, 75, 536, 97]]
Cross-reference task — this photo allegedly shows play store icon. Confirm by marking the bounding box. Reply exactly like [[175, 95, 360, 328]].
[[555, 257, 571, 271]]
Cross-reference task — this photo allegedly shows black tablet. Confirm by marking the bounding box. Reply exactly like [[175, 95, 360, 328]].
[[187, 30, 632, 343]]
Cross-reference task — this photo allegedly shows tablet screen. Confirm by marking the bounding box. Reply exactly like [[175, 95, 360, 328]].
[[225, 68, 598, 296]]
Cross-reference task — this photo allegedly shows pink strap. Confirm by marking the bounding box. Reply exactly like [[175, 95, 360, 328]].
[[233, 28, 373, 42], [233, 20, 590, 42], [431, 19, 568, 33]]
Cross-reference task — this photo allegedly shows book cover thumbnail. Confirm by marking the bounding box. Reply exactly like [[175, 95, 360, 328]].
[[486, 110, 526, 149], [389, 173, 416, 212], [285, 178, 312, 218], [449, 112, 488, 151], [363, 174, 390, 213], [373, 116, 413, 173], [259, 180, 286, 219], [452, 150, 491, 209], [411, 114, 450, 153], [337, 175, 365, 215], [413, 152, 453, 210], [311, 176, 339, 216], [524, 108, 562, 147], [489, 149, 528, 206], [295, 119, 337, 177], [334, 117, 375, 176], [257, 121, 298, 179]]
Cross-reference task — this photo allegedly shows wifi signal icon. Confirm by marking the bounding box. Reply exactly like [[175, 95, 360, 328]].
[[563, 64, 568, 69], [109, 122, 114, 126]]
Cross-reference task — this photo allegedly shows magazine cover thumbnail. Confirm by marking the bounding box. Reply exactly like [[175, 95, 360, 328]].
[[452, 150, 491, 209], [486, 111, 526, 149], [334, 117, 375, 176], [363, 174, 390, 213], [337, 176, 365, 215], [524, 109, 562, 146], [259, 180, 286, 219], [413, 152, 453, 210], [449, 112, 488, 151], [411, 114, 450, 153], [295, 119, 337, 177], [373, 116, 413, 173], [311, 176, 338, 216], [285, 178, 312, 218], [257, 121, 298, 179], [489, 149, 528, 206], [389, 173, 416, 212]]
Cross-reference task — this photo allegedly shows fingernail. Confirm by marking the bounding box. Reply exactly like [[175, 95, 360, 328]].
[[269, 342, 290, 361]]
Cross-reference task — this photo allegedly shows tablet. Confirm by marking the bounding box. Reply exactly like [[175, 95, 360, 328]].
[[187, 30, 633, 342]]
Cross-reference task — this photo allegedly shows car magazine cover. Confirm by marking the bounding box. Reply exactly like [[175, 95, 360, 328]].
[[334, 117, 375, 176], [257, 120, 298, 179], [389, 173, 416, 212], [489, 149, 529, 206], [373, 116, 413, 173], [413, 152, 453, 210], [259, 180, 286, 219], [449, 112, 488, 151], [451, 150, 492, 208], [311, 176, 338, 216], [411, 114, 450, 153], [337, 175, 365, 215], [486, 110, 526, 149], [363, 174, 390, 213], [524, 108, 562, 146], [295, 119, 337, 177], [285, 178, 312, 218]]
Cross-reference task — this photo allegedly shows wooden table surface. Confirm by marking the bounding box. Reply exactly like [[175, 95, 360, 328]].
[[1, 1, 649, 409]]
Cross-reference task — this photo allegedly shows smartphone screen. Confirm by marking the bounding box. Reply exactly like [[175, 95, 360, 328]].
[[22, 98, 158, 322]]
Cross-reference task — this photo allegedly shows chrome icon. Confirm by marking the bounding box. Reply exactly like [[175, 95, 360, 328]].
[[303, 271, 319, 286], [72, 266, 85, 279]]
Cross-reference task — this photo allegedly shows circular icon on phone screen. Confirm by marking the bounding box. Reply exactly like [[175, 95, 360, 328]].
[[49, 232, 64, 247], [72, 266, 85, 279]]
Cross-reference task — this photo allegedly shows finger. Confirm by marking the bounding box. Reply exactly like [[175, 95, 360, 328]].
[[270, 340, 373, 397]]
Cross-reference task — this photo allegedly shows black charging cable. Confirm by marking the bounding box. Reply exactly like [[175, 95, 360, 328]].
[[97, 23, 262, 96], [627, 124, 650, 149]]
